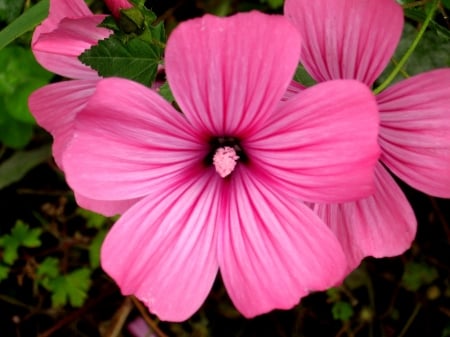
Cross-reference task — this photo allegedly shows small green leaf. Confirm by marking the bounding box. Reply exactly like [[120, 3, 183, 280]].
[[47, 268, 92, 307], [37, 257, 60, 279], [77, 208, 109, 229], [0, 0, 49, 50], [10, 220, 42, 247], [332, 301, 354, 321], [0, 145, 51, 189], [79, 34, 161, 86], [0, 220, 42, 264], [401, 261, 439, 291]]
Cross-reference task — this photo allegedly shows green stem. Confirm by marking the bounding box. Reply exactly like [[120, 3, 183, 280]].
[[373, 0, 438, 94], [397, 303, 422, 337]]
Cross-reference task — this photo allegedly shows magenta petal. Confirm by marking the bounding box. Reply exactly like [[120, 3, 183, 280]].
[[166, 11, 301, 136], [32, 16, 111, 79], [246, 80, 380, 202], [62, 78, 206, 201], [28, 79, 98, 168], [284, 0, 403, 85], [101, 173, 220, 321], [312, 163, 417, 271], [378, 69, 450, 197], [104, 0, 133, 18], [218, 168, 347, 317]]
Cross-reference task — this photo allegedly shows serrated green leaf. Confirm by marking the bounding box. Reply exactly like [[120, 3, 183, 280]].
[[47, 268, 91, 307], [0, 0, 49, 50], [79, 35, 161, 86], [89, 229, 107, 268], [0, 145, 51, 188], [0, 264, 9, 281], [0, 236, 19, 264], [37, 257, 60, 279], [10, 220, 42, 247]]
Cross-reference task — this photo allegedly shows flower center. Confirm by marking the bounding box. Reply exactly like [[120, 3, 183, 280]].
[[213, 147, 239, 178], [206, 136, 247, 178]]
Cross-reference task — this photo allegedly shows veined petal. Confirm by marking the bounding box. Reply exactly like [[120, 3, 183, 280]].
[[28, 79, 98, 169], [32, 16, 111, 79], [312, 163, 417, 272], [34, 0, 92, 35], [246, 80, 380, 203], [101, 172, 220, 321], [284, 0, 403, 85], [378, 69, 450, 197], [62, 78, 206, 201], [166, 11, 301, 137], [282, 80, 305, 101], [218, 167, 347, 317]]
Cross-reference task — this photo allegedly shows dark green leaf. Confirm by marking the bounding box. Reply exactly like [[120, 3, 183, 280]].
[[0, 144, 51, 188], [0, 264, 9, 282], [79, 35, 161, 86], [0, 0, 49, 50], [158, 82, 174, 103], [0, 0, 26, 24], [47, 268, 92, 307]]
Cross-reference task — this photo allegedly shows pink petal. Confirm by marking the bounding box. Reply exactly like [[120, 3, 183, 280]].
[[62, 78, 206, 201], [378, 69, 450, 198], [282, 80, 305, 101], [246, 80, 380, 203], [312, 163, 417, 272], [32, 16, 111, 79], [101, 172, 220, 321], [104, 0, 133, 18], [34, 0, 93, 34], [74, 193, 139, 217], [218, 167, 348, 317], [284, 0, 403, 85], [28, 79, 98, 169], [165, 11, 301, 137]]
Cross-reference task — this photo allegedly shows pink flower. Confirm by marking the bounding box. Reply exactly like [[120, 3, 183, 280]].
[[104, 0, 133, 18], [29, 0, 136, 215], [60, 12, 380, 320], [285, 0, 450, 270]]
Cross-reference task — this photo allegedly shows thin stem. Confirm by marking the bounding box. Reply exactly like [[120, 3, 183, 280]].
[[373, 0, 438, 94], [396, 303, 422, 337], [131, 296, 169, 337]]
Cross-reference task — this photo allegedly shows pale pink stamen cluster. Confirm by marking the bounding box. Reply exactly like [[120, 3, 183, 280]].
[[213, 146, 240, 178]]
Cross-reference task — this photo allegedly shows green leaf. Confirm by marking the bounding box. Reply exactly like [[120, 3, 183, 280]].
[[401, 261, 439, 291], [0, 0, 26, 24], [0, 220, 42, 264], [0, 0, 49, 50], [332, 301, 354, 321], [404, 8, 450, 40], [37, 257, 60, 279], [443, 0, 450, 9], [158, 82, 174, 103], [0, 112, 34, 148], [89, 229, 107, 269], [0, 145, 51, 189], [10, 220, 42, 247], [294, 64, 316, 87], [79, 34, 161, 86], [76, 208, 109, 229], [47, 268, 92, 307], [0, 264, 9, 282]]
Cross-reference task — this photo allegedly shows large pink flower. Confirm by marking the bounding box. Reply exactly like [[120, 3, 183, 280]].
[[29, 0, 136, 215], [61, 12, 380, 321], [285, 0, 450, 270]]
